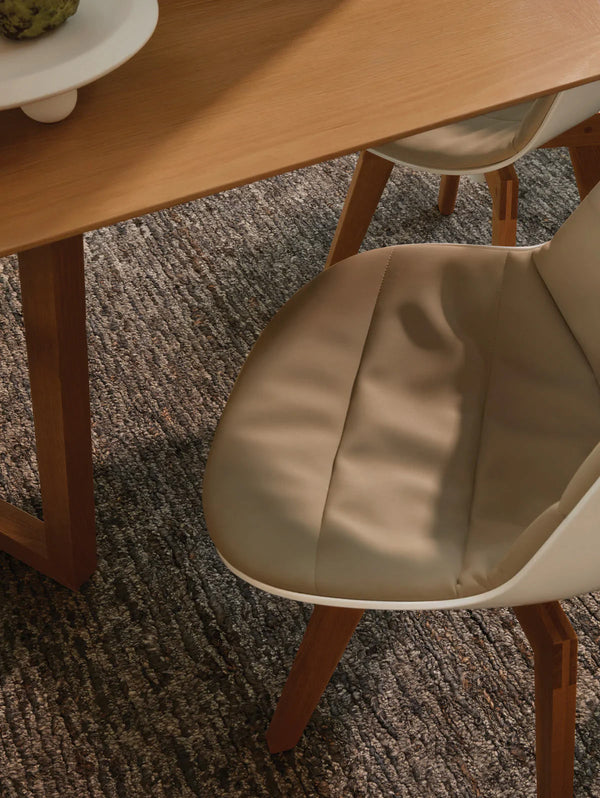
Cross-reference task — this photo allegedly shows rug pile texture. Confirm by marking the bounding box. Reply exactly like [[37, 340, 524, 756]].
[[1, 148, 599, 797]]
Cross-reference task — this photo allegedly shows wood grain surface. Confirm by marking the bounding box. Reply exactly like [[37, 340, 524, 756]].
[[2, 0, 600, 255]]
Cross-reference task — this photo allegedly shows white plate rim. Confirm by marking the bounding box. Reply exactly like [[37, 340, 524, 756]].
[[0, 0, 159, 110]]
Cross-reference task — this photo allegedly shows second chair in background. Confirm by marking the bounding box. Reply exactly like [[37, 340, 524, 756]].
[[326, 81, 600, 264]]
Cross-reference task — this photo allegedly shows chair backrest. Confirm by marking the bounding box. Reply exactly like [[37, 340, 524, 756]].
[[369, 80, 600, 177], [482, 182, 600, 607], [523, 80, 600, 153], [464, 80, 600, 174], [534, 179, 600, 377]]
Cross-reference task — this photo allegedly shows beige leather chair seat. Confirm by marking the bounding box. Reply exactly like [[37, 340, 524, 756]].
[[204, 160, 600, 793], [374, 96, 556, 172], [205, 233, 600, 604]]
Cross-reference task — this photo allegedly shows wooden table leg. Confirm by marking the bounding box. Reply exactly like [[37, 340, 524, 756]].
[[513, 602, 577, 798], [0, 235, 96, 590]]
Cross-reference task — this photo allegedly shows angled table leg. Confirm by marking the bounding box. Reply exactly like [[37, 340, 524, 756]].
[[0, 235, 96, 590], [513, 602, 577, 798]]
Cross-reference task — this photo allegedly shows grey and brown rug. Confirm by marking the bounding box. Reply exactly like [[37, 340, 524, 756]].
[[1, 147, 600, 797]]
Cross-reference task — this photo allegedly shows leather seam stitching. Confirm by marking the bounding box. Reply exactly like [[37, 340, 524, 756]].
[[312, 249, 395, 596], [456, 250, 510, 596]]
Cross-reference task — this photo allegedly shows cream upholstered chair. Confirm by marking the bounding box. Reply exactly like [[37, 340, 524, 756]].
[[326, 81, 600, 264], [203, 182, 600, 797]]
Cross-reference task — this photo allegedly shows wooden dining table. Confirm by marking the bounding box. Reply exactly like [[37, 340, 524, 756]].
[[2, 0, 600, 590]]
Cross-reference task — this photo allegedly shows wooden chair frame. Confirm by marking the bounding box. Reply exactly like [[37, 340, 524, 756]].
[[267, 601, 578, 798], [325, 113, 600, 267], [278, 115, 600, 796]]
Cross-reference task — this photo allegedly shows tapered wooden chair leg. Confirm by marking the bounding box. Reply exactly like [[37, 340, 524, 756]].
[[438, 175, 461, 215], [569, 145, 600, 200], [538, 114, 600, 200], [513, 602, 577, 798], [325, 150, 394, 268], [485, 165, 519, 246], [266, 605, 364, 753]]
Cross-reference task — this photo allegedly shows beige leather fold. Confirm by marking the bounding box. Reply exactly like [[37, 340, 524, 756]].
[[203, 250, 392, 595], [458, 250, 600, 595], [560, 442, 600, 516], [534, 184, 600, 382], [204, 185, 600, 603], [314, 246, 505, 600]]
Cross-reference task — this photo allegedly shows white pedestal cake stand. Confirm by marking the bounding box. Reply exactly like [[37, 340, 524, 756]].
[[0, 0, 158, 123]]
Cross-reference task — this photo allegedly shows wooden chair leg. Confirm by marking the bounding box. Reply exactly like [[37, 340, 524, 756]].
[[513, 602, 577, 798], [568, 145, 600, 200], [266, 605, 364, 753], [438, 175, 461, 215], [325, 150, 393, 269], [538, 114, 600, 200], [485, 165, 519, 246]]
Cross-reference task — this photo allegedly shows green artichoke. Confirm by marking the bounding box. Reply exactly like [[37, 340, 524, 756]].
[[0, 0, 80, 40]]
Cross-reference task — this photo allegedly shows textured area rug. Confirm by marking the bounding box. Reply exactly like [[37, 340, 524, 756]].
[[1, 148, 600, 797]]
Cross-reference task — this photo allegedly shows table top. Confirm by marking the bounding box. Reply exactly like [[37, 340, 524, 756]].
[[2, 0, 600, 257]]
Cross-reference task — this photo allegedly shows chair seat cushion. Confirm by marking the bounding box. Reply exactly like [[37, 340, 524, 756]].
[[371, 96, 556, 172], [203, 245, 600, 602]]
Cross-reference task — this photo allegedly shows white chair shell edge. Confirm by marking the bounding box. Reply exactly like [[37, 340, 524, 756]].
[[216, 474, 600, 612], [368, 80, 600, 176]]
